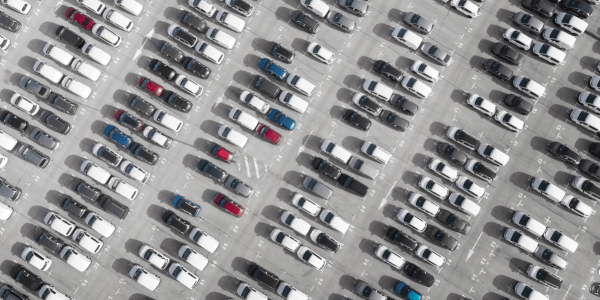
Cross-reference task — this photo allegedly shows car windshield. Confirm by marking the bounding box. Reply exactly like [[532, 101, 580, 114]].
[[541, 249, 552, 260], [417, 63, 427, 72], [510, 31, 520, 39], [474, 97, 484, 106], [348, 112, 357, 121], [428, 46, 437, 55], [302, 250, 312, 261], [404, 213, 414, 223], [143, 249, 153, 260], [313, 45, 321, 53], [578, 111, 589, 121], [397, 28, 407, 38], [362, 286, 373, 296], [510, 231, 521, 243], [291, 75, 300, 85], [387, 113, 395, 122], [366, 144, 376, 154], [454, 195, 465, 206], [368, 81, 377, 91], [569, 198, 579, 208], [241, 287, 251, 298], [521, 286, 533, 298], [434, 231, 444, 241], [444, 147, 454, 156], [435, 163, 444, 172], [463, 180, 473, 189], [483, 145, 493, 156], [324, 212, 334, 223], [540, 44, 550, 53], [282, 286, 292, 297], [422, 249, 431, 258], [550, 230, 561, 242], [416, 197, 426, 207], [521, 14, 531, 23], [425, 181, 434, 190], [410, 14, 420, 23], [502, 113, 512, 123], [518, 214, 530, 226], [382, 249, 391, 259], [519, 78, 530, 88], [563, 14, 572, 22], [585, 93, 597, 104]]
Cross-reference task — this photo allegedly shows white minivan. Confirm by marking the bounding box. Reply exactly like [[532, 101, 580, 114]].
[[103, 8, 134, 32], [33, 60, 64, 84], [229, 107, 259, 130], [153, 110, 183, 132], [81, 160, 111, 184], [361, 141, 391, 164], [218, 124, 248, 148], [107, 177, 138, 200], [178, 244, 209, 271], [195, 42, 224, 64], [71, 59, 102, 82], [82, 43, 112, 66], [43, 42, 74, 66], [59, 245, 92, 272], [206, 27, 236, 50], [76, 0, 106, 14], [84, 212, 116, 237], [61, 76, 92, 99], [114, 0, 143, 16], [129, 264, 160, 291], [321, 139, 352, 164]]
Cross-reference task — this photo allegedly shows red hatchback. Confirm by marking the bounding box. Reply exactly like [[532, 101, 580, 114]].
[[213, 194, 245, 217], [256, 123, 282, 145], [209, 143, 235, 163], [65, 8, 95, 30], [138, 77, 164, 97]]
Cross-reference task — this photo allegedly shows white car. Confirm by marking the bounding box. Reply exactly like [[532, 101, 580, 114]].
[[495, 110, 525, 133], [391, 26, 423, 50], [362, 79, 393, 101], [59, 245, 92, 272], [154, 110, 183, 132], [450, 0, 480, 18], [411, 60, 439, 83], [81, 160, 111, 184], [544, 228, 578, 253], [114, 0, 143, 16], [188, 227, 220, 253], [1, 0, 30, 14], [37, 285, 70, 300], [119, 160, 150, 183], [591, 76, 600, 93], [195, 42, 224, 64], [21, 247, 52, 271], [72, 228, 104, 254], [82, 43, 112, 66], [85, 212, 116, 238], [237, 282, 267, 300], [352, 92, 382, 116], [107, 177, 138, 201], [561, 195, 592, 218], [138, 244, 170, 269], [205, 27, 235, 50], [269, 228, 301, 252], [532, 43, 566, 65], [319, 209, 350, 234], [531, 177, 566, 203], [169, 263, 199, 289], [515, 282, 549, 300], [300, 0, 329, 18], [229, 107, 259, 130], [542, 28, 575, 50], [418, 176, 449, 200], [174, 74, 203, 95], [103, 8, 134, 32], [281, 210, 311, 236], [33, 60, 64, 84], [578, 91, 600, 113], [513, 76, 545, 99], [571, 108, 600, 132], [10, 92, 40, 115], [456, 175, 485, 199], [178, 244, 209, 271], [291, 193, 321, 217], [168, 24, 198, 48], [307, 42, 335, 64], [43, 42, 74, 66], [447, 193, 481, 216], [44, 212, 76, 236], [92, 24, 122, 47], [555, 12, 587, 36], [215, 10, 245, 33], [535, 246, 567, 269], [188, 0, 216, 17], [408, 192, 440, 217], [129, 264, 160, 291], [71, 59, 102, 82], [467, 94, 496, 116], [276, 282, 308, 300], [0, 34, 9, 50], [428, 158, 458, 182], [361, 141, 391, 164], [296, 246, 326, 270], [75, 0, 106, 14], [503, 27, 533, 50], [61, 76, 92, 99], [414, 245, 445, 267], [374, 244, 406, 269], [504, 228, 539, 253], [401, 75, 431, 99], [511, 211, 547, 237], [142, 126, 172, 149], [396, 208, 427, 233], [240, 90, 270, 114], [279, 91, 309, 113], [477, 143, 510, 166], [218, 124, 247, 148], [287, 74, 316, 97]]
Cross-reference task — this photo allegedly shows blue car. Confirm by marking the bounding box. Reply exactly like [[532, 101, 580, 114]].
[[394, 281, 422, 300], [268, 109, 296, 130], [172, 195, 201, 217], [104, 125, 133, 149], [258, 58, 288, 81]]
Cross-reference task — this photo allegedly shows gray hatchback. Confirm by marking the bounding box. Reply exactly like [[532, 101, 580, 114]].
[[513, 12, 544, 34], [224, 175, 254, 198], [30, 128, 59, 150], [326, 10, 355, 33], [338, 0, 369, 16], [0, 177, 21, 201], [19, 144, 49, 168], [404, 12, 434, 34], [302, 176, 333, 199]]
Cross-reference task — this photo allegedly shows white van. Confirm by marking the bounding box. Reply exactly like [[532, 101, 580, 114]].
[[178, 244, 209, 271], [0, 201, 12, 220], [153, 110, 183, 132], [37, 284, 70, 300], [84, 212, 116, 237], [391, 26, 423, 50], [76, 0, 106, 14], [188, 227, 220, 253], [59, 245, 92, 272], [319, 209, 350, 234], [129, 264, 160, 291], [81, 160, 111, 184], [82, 43, 112, 66], [61, 76, 92, 99], [103, 8, 134, 32], [361, 141, 391, 164], [279, 91, 309, 113], [107, 177, 138, 201], [114, 0, 143, 16], [448, 193, 481, 216], [477, 143, 510, 167], [229, 107, 259, 130], [92, 24, 122, 47], [218, 124, 248, 148], [205, 27, 235, 50], [240, 90, 270, 114], [269, 228, 301, 252], [321, 139, 352, 164], [362, 79, 393, 101], [0, 130, 17, 151], [280, 210, 311, 236], [215, 10, 245, 33], [33, 60, 64, 84], [43, 42, 74, 66], [195, 42, 224, 64], [71, 59, 102, 82], [237, 282, 268, 300]]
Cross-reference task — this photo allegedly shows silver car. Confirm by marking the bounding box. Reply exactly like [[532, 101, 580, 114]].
[[513, 12, 544, 34], [326, 10, 355, 33], [355, 281, 386, 300], [302, 176, 333, 199], [404, 12, 434, 34], [421, 42, 452, 66], [338, 0, 369, 16], [224, 175, 254, 198], [30, 128, 59, 150]]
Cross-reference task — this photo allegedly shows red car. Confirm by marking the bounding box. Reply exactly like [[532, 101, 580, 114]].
[[209, 143, 234, 163], [114, 110, 143, 131], [138, 77, 164, 97], [256, 123, 282, 145], [65, 8, 95, 30], [213, 194, 245, 217]]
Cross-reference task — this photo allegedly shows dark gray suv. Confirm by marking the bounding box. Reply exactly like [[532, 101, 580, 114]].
[[0, 177, 21, 201], [19, 145, 49, 168], [97, 194, 129, 219], [404, 12, 434, 34]]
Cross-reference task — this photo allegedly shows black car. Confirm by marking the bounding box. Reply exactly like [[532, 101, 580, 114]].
[[20, 76, 51, 99], [483, 59, 513, 81], [437, 209, 471, 234], [374, 60, 403, 83], [379, 110, 409, 131], [162, 210, 191, 234], [590, 142, 600, 160], [529, 265, 563, 288], [227, 0, 254, 16], [96, 143, 121, 166], [36, 230, 64, 254], [312, 157, 342, 180], [55, 25, 85, 48], [97, 194, 129, 219], [247, 263, 280, 290], [504, 94, 533, 115], [384, 226, 419, 251], [0, 11, 20, 32], [130, 95, 156, 117], [268, 42, 295, 64], [438, 142, 467, 165], [337, 173, 368, 196], [74, 178, 101, 201], [548, 141, 581, 164], [149, 59, 177, 81], [182, 57, 211, 79], [426, 225, 458, 251], [291, 10, 319, 34], [560, 0, 593, 18], [19, 145, 49, 168], [40, 111, 71, 135], [60, 195, 87, 218], [467, 159, 497, 182], [342, 109, 371, 131], [2, 112, 28, 132], [579, 159, 600, 181], [0, 177, 22, 201], [197, 159, 228, 182], [252, 75, 281, 99], [491, 42, 525, 66], [181, 11, 206, 33], [11, 265, 43, 292], [403, 262, 434, 287], [391, 94, 418, 116], [312, 230, 340, 253], [47, 93, 78, 115], [129, 142, 159, 165], [161, 91, 192, 112], [523, 0, 555, 18], [159, 41, 184, 63]]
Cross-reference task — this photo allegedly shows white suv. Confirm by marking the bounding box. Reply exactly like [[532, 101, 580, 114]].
[[428, 158, 458, 182], [511, 211, 547, 237], [280, 210, 311, 236], [418, 176, 449, 200], [44, 212, 75, 236], [408, 192, 440, 217], [504, 228, 539, 253], [447, 193, 481, 216], [374, 244, 405, 269]]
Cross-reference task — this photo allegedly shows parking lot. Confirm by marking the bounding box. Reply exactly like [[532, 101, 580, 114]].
[[2, 0, 600, 299]]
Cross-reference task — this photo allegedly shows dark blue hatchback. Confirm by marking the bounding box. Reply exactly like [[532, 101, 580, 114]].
[[104, 125, 133, 149], [268, 109, 296, 130], [258, 58, 288, 81]]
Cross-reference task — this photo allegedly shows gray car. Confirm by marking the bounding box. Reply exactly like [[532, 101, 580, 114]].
[[40, 111, 72, 135], [404, 12, 434, 34], [20, 76, 51, 99], [379, 110, 409, 131], [326, 10, 355, 33], [355, 281, 386, 300], [30, 128, 60, 150], [303, 176, 333, 199], [224, 175, 254, 197], [513, 12, 544, 34], [421, 42, 452, 66], [19, 144, 50, 168], [0, 177, 21, 201], [338, 0, 369, 16]]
